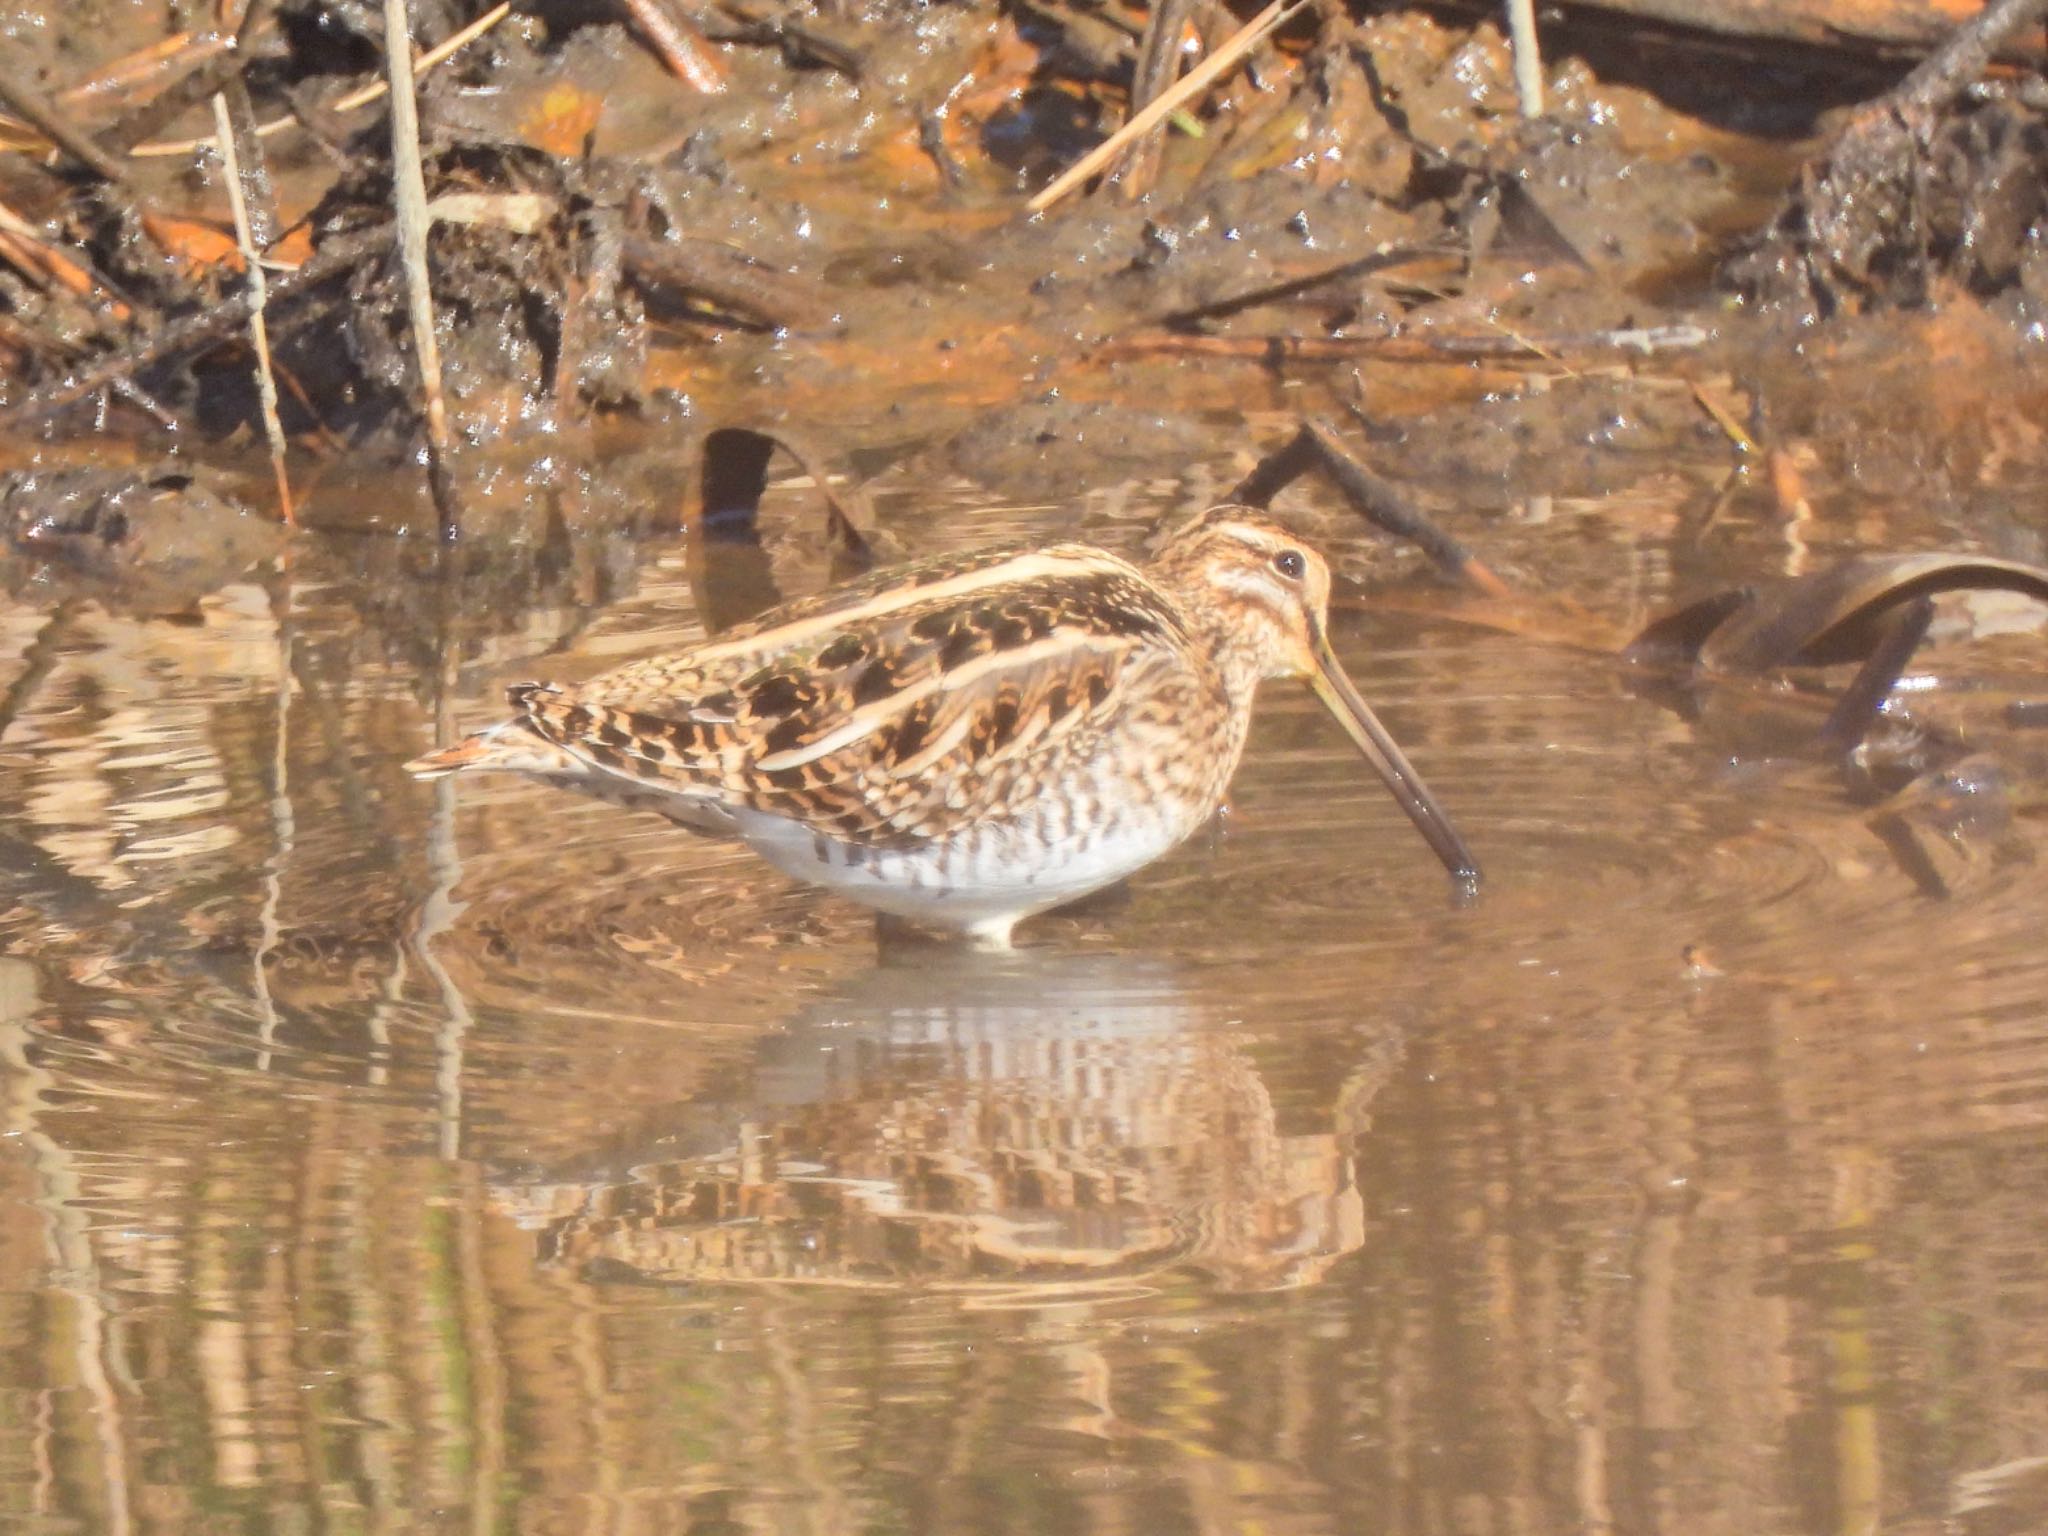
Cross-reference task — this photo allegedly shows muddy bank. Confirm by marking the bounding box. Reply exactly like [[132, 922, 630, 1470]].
[[0, 0, 2040, 570]]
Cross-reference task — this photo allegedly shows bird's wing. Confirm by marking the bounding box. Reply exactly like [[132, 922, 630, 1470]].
[[516, 545, 1189, 843]]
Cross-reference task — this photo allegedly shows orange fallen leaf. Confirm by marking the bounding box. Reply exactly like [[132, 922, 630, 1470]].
[[520, 82, 606, 158], [142, 211, 315, 281], [945, 19, 1040, 124], [144, 211, 242, 277]]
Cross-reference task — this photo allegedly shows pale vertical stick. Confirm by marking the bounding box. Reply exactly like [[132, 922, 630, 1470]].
[[416, 779, 474, 1164], [412, 637, 472, 1165], [1506, 0, 1544, 117], [211, 91, 295, 524], [381, 0, 458, 537]]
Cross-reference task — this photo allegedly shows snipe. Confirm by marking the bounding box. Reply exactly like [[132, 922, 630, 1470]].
[[407, 508, 1480, 945]]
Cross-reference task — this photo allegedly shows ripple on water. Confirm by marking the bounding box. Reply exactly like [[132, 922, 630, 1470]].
[[9, 462, 2048, 1534]]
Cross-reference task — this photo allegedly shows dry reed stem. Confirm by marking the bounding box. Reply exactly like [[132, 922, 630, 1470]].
[[212, 91, 294, 524], [1506, 0, 1545, 117], [1026, 0, 1306, 214], [0, 55, 131, 182], [132, 3, 510, 158], [382, 0, 456, 538]]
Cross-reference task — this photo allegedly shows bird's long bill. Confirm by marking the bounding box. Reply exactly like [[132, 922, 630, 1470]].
[[1306, 630, 1482, 888]]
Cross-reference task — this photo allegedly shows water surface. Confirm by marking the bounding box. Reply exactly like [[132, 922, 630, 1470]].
[[3, 444, 2047, 1535]]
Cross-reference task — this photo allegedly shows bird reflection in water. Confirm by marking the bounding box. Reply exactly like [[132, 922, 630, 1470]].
[[494, 949, 1400, 1299]]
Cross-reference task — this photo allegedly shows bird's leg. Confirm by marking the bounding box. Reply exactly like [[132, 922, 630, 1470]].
[[1202, 798, 1235, 852]]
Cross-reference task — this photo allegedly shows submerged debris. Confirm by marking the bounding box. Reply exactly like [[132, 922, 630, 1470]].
[[1625, 551, 2048, 762], [0, 460, 283, 607]]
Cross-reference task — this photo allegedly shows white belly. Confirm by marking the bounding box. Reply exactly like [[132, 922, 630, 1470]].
[[731, 798, 1204, 944]]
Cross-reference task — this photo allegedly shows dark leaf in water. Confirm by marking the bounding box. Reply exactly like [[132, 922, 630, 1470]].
[[1626, 553, 2048, 674]]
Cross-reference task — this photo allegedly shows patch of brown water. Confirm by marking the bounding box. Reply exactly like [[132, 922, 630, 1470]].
[[3, 436, 2048, 1534]]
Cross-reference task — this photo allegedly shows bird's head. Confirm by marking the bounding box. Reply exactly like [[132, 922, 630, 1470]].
[[1150, 507, 1480, 887]]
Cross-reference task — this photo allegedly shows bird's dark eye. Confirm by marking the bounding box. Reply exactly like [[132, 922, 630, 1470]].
[[1272, 550, 1307, 580]]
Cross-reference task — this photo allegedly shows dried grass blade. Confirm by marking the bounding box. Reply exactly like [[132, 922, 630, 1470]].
[[212, 90, 294, 525], [1026, 0, 1306, 214]]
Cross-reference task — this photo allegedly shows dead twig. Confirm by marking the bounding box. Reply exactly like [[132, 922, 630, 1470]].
[[1731, 0, 2048, 311], [1028, 0, 1307, 214], [1889, 0, 2048, 114], [767, 432, 886, 567], [1231, 419, 1511, 597], [99, 44, 256, 155], [62, 29, 225, 109], [1689, 380, 1757, 458], [211, 92, 293, 524], [1155, 245, 1454, 328], [383, 0, 458, 539], [0, 279, 174, 427], [0, 198, 135, 321], [0, 30, 221, 149], [620, 234, 838, 332], [1101, 323, 1709, 363], [219, 75, 280, 252], [0, 54, 133, 184], [621, 0, 730, 92]]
